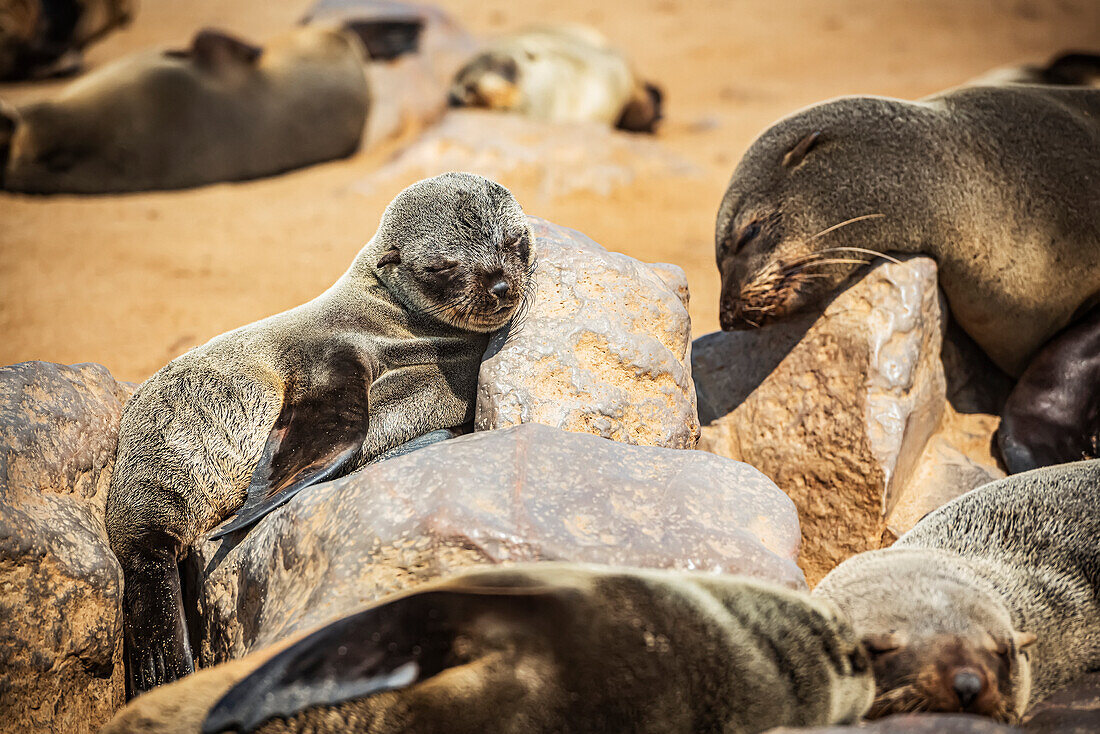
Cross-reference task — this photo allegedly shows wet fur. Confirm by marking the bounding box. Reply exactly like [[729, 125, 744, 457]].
[[814, 460, 1100, 722], [103, 564, 874, 734], [105, 173, 534, 694], [715, 84, 1100, 377], [448, 25, 662, 133]]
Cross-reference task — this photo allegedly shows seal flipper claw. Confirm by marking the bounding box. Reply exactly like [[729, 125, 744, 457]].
[[209, 344, 376, 538], [202, 584, 568, 734]]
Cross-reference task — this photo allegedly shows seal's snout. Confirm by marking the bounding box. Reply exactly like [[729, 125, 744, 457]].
[[952, 668, 985, 708], [489, 278, 510, 299]]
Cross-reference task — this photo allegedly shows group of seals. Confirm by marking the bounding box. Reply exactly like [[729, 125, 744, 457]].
[[714, 79, 1100, 472], [448, 25, 663, 133], [0, 17, 426, 193], [105, 172, 535, 694], [103, 564, 874, 734], [0, 0, 132, 79], [814, 460, 1100, 723]]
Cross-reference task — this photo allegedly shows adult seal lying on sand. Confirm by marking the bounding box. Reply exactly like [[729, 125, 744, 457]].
[[105, 172, 535, 694], [0, 18, 422, 193], [448, 25, 662, 133], [0, 0, 133, 79], [814, 460, 1100, 723], [102, 564, 874, 734], [714, 83, 1100, 472]]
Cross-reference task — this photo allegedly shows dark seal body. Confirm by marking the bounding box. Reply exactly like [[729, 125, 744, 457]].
[[814, 460, 1100, 723], [105, 173, 534, 694], [715, 83, 1100, 378], [102, 564, 874, 734]]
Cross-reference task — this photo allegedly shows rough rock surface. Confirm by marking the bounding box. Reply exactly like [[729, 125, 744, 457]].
[[766, 713, 1021, 733], [1023, 672, 1100, 733], [187, 422, 800, 667], [0, 361, 133, 733], [475, 217, 699, 449], [696, 259, 1011, 580], [355, 109, 700, 200], [695, 258, 947, 582]]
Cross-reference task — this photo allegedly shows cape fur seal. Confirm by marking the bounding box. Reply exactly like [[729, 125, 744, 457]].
[[0, 0, 132, 80], [714, 83, 1100, 470], [0, 19, 422, 193], [101, 563, 874, 734], [448, 25, 662, 133], [814, 460, 1100, 723], [105, 172, 534, 694]]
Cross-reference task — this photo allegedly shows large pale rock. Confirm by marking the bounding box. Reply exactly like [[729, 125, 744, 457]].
[[0, 361, 133, 733], [475, 217, 699, 448], [187, 422, 800, 667], [695, 258, 947, 582]]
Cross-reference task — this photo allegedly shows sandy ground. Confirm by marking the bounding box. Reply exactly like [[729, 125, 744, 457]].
[[1, 0, 1098, 383]]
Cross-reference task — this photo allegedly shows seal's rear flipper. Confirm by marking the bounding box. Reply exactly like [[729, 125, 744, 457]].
[[998, 304, 1100, 473], [616, 82, 663, 133], [120, 529, 194, 696], [343, 19, 424, 61], [208, 344, 375, 539], [165, 29, 263, 71], [201, 583, 571, 734]]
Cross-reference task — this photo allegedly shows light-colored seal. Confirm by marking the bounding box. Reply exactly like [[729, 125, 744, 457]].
[[0, 19, 422, 193], [104, 172, 535, 695], [814, 460, 1100, 723], [0, 0, 133, 79], [101, 563, 874, 734], [448, 25, 662, 132]]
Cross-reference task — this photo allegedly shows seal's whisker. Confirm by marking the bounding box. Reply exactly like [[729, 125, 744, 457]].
[[808, 213, 885, 241], [818, 245, 903, 265]]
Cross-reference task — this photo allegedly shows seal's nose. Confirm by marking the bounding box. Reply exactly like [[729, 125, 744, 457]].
[[952, 669, 984, 708], [489, 279, 510, 299]]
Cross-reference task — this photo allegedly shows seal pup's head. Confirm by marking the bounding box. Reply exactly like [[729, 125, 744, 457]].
[[370, 172, 535, 332], [715, 95, 948, 331], [815, 549, 1036, 723], [448, 52, 523, 110]]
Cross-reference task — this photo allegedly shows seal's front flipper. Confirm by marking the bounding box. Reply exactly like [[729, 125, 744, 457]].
[[208, 345, 375, 539], [201, 582, 572, 734], [999, 304, 1100, 473], [343, 19, 424, 61], [121, 530, 194, 696]]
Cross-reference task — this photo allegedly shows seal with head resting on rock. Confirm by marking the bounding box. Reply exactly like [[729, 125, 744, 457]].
[[448, 24, 662, 133], [100, 563, 874, 734], [813, 459, 1100, 724], [104, 172, 535, 695], [714, 82, 1100, 471], [0, 17, 424, 193]]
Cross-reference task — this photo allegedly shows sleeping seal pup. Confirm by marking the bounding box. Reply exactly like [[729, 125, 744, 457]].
[[101, 564, 874, 734], [714, 82, 1100, 472], [0, 18, 422, 193], [814, 460, 1100, 723], [105, 172, 534, 694], [448, 25, 662, 133]]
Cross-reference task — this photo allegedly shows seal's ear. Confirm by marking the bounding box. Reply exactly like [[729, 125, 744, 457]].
[[1013, 631, 1037, 650], [343, 18, 423, 61], [167, 28, 263, 71], [208, 343, 376, 538], [616, 81, 663, 133], [862, 631, 904, 655], [377, 246, 401, 268], [201, 583, 571, 734], [783, 130, 822, 168]]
